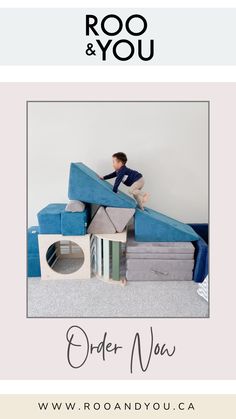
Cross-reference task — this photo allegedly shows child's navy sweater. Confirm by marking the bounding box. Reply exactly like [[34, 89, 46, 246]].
[[103, 165, 142, 193]]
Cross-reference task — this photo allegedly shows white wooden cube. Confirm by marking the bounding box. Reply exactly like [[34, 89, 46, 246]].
[[38, 234, 91, 280]]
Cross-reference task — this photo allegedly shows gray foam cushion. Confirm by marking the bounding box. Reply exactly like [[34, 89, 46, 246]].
[[126, 270, 193, 281], [127, 258, 194, 271], [106, 207, 135, 233], [126, 252, 194, 260], [127, 227, 194, 254], [65, 200, 85, 212], [126, 259, 194, 281], [88, 206, 116, 234], [126, 239, 194, 254]]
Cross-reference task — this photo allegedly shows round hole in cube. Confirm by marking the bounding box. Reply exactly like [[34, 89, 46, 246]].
[[46, 240, 85, 274]]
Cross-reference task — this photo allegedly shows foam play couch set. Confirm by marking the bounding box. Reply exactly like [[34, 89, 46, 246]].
[[28, 162, 208, 283]]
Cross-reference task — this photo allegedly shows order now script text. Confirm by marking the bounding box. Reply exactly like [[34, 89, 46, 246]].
[[66, 326, 176, 374]]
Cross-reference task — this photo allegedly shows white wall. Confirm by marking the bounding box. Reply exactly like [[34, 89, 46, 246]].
[[28, 101, 208, 226]]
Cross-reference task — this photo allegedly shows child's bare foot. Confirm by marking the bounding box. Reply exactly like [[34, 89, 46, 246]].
[[142, 192, 149, 203], [138, 202, 144, 210]]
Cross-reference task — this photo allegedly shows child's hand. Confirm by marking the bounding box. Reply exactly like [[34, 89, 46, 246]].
[[98, 175, 104, 180]]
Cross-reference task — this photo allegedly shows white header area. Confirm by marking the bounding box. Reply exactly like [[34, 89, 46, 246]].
[[1, 66, 236, 82], [0, 8, 236, 65], [0, 1, 236, 7]]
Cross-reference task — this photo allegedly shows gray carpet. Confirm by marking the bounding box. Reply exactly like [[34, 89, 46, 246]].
[[51, 257, 84, 274], [28, 277, 208, 318]]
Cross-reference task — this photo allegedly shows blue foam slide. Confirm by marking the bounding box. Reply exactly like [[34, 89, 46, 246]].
[[61, 207, 89, 236], [37, 203, 66, 234], [68, 162, 137, 208], [28, 226, 40, 254], [28, 254, 41, 277], [188, 224, 208, 283], [134, 207, 199, 242]]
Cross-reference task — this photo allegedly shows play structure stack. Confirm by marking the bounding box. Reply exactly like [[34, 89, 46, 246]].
[[27, 162, 208, 283]]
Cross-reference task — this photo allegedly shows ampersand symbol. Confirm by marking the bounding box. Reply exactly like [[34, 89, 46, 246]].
[[86, 43, 96, 56]]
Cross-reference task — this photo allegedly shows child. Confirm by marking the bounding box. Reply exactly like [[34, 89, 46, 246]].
[[100, 152, 149, 210]]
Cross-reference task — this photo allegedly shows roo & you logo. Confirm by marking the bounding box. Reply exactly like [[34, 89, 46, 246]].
[[85, 13, 155, 62]]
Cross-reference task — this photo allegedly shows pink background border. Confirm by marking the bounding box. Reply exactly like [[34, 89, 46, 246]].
[[0, 83, 235, 379]]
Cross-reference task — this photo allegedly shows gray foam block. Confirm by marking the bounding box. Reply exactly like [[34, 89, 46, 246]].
[[126, 238, 194, 255], [126, 252, 194, 260], [126, 259, 194, 281], [65, 200, 85, 212], [106, 207, 135, 233], [126, 270, 193, 281], [127, 227, 194, 254], [87, 206, 116, 234]]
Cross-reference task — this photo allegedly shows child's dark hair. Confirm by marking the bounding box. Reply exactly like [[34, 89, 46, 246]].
[[112, 152, 127, 165]]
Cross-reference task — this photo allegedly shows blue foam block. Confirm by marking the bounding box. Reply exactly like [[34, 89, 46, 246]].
[[68, 162, 137, 208], [28, 226, 40, 254], [37, 203, 66, 234], [28, 254, 41, 277], [61, 207, 89, 236], [134, 207, 199, 242], [189, 223, 208, 244], [188, 224, 208, 283], [191, 237, 208, 283]]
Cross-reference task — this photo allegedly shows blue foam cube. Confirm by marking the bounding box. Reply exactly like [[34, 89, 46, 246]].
[[28, 254, 41, 277], [61, 207, 89, 236], [28, 226, 40, 254], [37, 203, 66, 234]]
